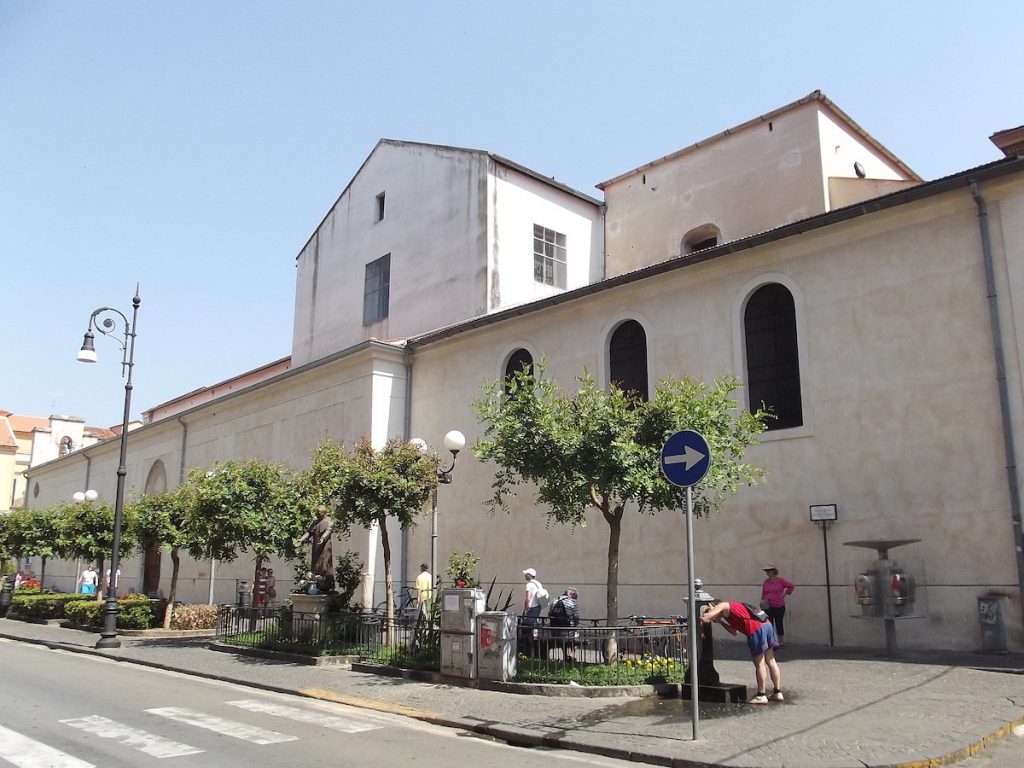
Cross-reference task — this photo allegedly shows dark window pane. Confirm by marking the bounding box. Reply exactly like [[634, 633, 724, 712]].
[[609, 320, 649, 401], [744, 283, 802, 429]]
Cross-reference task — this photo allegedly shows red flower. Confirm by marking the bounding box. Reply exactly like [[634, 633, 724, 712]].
[[457, 580, 466, 588]]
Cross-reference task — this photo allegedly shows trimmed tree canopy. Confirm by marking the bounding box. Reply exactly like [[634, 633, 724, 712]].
[[473, 362, 769, 623]]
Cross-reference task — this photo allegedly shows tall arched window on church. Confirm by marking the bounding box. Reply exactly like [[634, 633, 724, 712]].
[[744, 283, 803, 430], [609, 320, 649, 401], [504, 348, 534, 394]]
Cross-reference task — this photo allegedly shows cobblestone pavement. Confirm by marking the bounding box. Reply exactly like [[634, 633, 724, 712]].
[[2, 618, 1023, 767]]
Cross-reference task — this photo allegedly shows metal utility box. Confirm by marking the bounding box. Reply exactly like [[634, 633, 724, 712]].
[[978, 594, 1008, 653], [440, 588, 485, 634], [440, 632, 477, 679], [477, 612, 517, 682]]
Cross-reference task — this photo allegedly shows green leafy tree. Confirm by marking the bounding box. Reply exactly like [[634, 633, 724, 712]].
[[129, 486, 192, 628], [55, 500, 137, 599], [182, 459, 307, 596], [474, 362, 769, 631], [5, 507, 62, 589], [302, 438, 437, 640]]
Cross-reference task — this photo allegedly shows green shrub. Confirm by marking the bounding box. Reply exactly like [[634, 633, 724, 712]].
[[11, 592, 93, 619], [64, 599, 103, 626], [171, 603, 217, 630], [62, 597, 160, 629]]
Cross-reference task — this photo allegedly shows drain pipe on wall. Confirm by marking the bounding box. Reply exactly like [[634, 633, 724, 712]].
[[972, 180, 1024, 628], [399, 345, 414, 593]]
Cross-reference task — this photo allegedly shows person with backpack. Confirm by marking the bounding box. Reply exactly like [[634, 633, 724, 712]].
[[700, 599, 783, 705], [548, 587, 580, 661]]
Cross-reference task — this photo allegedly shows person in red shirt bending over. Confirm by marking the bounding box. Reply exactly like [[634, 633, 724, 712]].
[[701, 600, 783, 705]]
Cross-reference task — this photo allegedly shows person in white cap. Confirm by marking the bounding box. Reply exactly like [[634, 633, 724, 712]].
[[520, 568, 547, 655]]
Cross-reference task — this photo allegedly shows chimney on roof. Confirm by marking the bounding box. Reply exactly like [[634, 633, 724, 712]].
[[990, 125, 1024, 158]]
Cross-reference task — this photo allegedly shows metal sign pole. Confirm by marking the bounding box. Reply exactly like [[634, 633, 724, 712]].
[[686, 484, 699, 740]]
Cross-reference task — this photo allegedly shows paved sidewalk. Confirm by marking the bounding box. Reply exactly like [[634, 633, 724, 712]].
[[1, 618, 1023, 768]]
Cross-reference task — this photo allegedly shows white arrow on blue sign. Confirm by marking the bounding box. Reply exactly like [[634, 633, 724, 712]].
[[660, 429, 711, 488]]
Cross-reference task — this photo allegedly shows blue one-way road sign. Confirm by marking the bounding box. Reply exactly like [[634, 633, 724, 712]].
[[660, 430, 711, 487]]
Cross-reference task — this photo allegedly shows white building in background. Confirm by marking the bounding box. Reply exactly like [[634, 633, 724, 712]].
[[24, 92, 1024, 652]]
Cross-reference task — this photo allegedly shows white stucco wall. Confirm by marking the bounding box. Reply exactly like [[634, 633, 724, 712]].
[[291, 142, 490, 367], [292, 142, 602, 370], [403, 176, 1024, 652], [25, 345, 413, 606], [487, 161, 604, 309]]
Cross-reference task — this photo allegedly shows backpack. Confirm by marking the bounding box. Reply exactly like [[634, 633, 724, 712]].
[[741, 601, 770, 623], [532, 580, 549, 607], [548, 595, 567, 619]]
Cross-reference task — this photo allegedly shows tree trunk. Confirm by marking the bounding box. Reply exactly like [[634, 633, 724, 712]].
[[96, 556, 105, 601], [248, 555, 265, 631], [39, 556, 47, 592], [602, 502, 623, 664], [162, 547, 180, 630], [381, 521, 394, 646]]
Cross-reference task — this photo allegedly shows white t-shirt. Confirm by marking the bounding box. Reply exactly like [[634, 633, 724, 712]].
[[80, 569, 98, 587], [525, 579, 546, 609]]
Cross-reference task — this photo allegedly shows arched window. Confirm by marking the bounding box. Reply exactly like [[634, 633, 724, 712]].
[[744, 283, 802, 430], [144, 460, 168, 494], [504, 348, 534, 393], [682, 223, 722, 255], [609, 320, 649, 401]]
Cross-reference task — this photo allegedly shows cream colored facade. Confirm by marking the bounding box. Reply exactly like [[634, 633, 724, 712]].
[[23, 93, 1024, 652]]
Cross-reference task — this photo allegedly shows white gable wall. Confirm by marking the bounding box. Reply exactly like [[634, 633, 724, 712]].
[[487, 161, 604, 310]]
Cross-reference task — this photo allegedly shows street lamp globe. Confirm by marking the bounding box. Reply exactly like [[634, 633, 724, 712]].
[[443, 430, 466, 454]]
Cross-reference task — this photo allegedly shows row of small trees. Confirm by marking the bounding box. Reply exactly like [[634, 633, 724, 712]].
[[0, 438, 441, 630], [2, 363, 769, 637]]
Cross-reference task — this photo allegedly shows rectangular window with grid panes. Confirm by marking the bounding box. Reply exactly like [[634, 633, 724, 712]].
[[533, 224, 566, 288], [363, 253, 390, 325]]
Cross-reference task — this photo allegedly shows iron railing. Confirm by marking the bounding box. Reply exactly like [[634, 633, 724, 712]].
[[215, 606, 687, 684]]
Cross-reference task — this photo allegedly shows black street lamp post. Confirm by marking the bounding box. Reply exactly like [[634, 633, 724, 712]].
[[76, 288, 141, 649]]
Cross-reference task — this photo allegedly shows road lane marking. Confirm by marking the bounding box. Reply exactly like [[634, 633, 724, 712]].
[[0, 723, 95, 768], [145, 707, 297, 744], [60, 715, 204, 758], [226, 699, 381, 733]]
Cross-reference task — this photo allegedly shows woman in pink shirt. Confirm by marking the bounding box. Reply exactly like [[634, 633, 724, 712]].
[[760, 565, 795, 644]]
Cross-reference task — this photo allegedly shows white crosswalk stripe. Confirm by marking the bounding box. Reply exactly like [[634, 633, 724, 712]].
[[59, 715, 204, 758], [226, 699, 382, 733], [145, 706, 298, 744], [0, 723, 95, 768]]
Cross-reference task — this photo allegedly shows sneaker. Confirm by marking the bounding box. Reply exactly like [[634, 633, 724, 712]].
[[749, 693, 769, 705], [769, 690, 784, 702]]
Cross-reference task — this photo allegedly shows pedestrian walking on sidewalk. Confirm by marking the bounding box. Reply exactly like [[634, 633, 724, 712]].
[[760, 564, 795, 644], [701, 599, 783, 705], [78, 564, 98, 595]]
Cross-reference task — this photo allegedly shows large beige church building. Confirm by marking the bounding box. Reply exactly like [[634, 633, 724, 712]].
[[23, 92, 1024, 652]]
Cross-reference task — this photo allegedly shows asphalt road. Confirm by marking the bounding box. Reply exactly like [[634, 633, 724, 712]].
[[0, 640, 635, 768]]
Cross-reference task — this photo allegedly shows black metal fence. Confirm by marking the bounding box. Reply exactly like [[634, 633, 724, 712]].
[[215, 606, 440, 669], [215, 606, 687, 684], [515, 615, 688, 685]]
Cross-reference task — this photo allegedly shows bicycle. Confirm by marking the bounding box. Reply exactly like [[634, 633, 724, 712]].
[[374, 585, 419, 620]]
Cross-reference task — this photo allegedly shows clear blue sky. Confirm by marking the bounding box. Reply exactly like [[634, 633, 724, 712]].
[[3, 1, 1022, 427]]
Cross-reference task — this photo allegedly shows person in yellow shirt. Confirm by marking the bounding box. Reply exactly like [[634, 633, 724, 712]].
[[415, 563, 433, 615]]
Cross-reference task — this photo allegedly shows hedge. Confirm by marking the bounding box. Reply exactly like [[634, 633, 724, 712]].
[[10, 592, 93, 620]]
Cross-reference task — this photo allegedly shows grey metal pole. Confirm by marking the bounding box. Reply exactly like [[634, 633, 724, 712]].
[[686, 485, 699, 740], [430, 487, 438, 585]]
